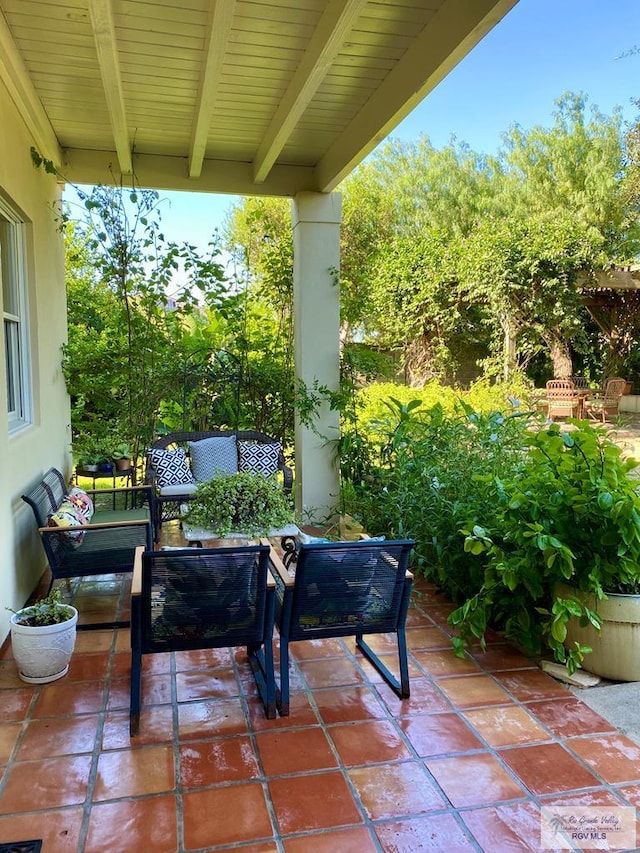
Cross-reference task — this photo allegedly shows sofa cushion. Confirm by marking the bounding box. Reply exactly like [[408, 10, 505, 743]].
[[188, 435, 238, 481], [238, 441, 281, 478], [158, 482, 199, 497], [48, 499, 87, 546], [66, 486, 94, 521], [150, 447, 195, 487]]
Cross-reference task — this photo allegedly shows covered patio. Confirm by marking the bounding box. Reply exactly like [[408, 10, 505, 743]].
[[1, 524, 640, 851], [1, 0, 521, 641], [5, 3, 640, 850]]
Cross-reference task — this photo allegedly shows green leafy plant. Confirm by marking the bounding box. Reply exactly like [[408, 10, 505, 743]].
[[453, 421, 640, 673], [184, 471, 295, 537], [112, 442, 132, 460], [72, 434, 111, 467], [339, 394, 531, 585], [338, 388, 640, 674], [9, 588, 75, 627]]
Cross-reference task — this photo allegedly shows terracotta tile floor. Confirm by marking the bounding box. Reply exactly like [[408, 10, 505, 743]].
[[1, 530, 640, 851]]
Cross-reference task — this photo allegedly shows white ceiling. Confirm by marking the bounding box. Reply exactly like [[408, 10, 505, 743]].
[[0, 0, 519, 196]]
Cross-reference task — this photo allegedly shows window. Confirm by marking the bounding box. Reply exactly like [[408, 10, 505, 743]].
[[1, 201, 31, 432]]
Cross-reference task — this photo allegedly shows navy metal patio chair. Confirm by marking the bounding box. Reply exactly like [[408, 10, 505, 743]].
[[130, 543, 277, 734], [267, 538, 415, 716]]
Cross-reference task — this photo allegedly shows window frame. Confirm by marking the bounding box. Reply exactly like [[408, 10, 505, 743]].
[[1, 199, 32, 433]]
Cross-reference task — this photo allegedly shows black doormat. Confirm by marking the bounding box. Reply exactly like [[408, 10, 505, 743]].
[[0, 842, 42, 853]]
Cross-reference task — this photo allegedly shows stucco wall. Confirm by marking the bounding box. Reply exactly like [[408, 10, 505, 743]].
[[0, 79, 70, 641]]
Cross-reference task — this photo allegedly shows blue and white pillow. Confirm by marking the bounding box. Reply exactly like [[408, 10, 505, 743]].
[[149, 447, 195, 487], [188, 435, 238, 482], [238, 441, 280, 478]]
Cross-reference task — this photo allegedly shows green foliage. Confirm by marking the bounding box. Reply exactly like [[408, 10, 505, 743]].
[[352, 379, 527, 435], [184, 471, 295, 537], [217, 95, 638, 388], [222, 197, 296, 443], [499, 93, 640, 259], [457, 210, 602, 376], [455, 421, 640, 672], [62, 185, 298, 473], [10, 588, 74, 627], [339, 390, 531, 580], [72, 434, 112, 466], [338, 388, 640, 673], [62, 185, 231, 471], [112, 442, 132, 460]]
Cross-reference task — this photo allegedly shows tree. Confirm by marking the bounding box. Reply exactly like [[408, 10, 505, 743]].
[[221, 94, 640, 385], [499, 93, 640, 260], [223, 196, 297, 443], [458, 212, 601, 378], [64, 184, 230, 470]]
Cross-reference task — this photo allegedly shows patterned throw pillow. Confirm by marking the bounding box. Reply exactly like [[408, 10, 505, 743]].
[[188, 436, 238, 482], [149, 447, 195, 487], [48, 499, 88, 546], [238, 441, 280, 478], [67, 486, 94, 521]]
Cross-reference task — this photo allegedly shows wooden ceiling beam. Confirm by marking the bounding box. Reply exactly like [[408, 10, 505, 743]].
[[252, 0, 367, 185], [188, 0, 236, 179], [62, 147, 318, 197], [87, 0, 132, 175], [316, 0, 519, 191], [0, 8, 62, 168]]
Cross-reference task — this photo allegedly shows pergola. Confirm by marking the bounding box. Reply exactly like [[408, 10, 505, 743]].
[[0, 0, 519, 518], [582, 265, 640, 381]]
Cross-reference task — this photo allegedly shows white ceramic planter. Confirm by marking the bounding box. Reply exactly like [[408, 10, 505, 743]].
[[558, 583, 640, 682], [10, 606, 78, 684]]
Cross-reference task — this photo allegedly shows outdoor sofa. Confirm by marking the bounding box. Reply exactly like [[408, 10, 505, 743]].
[[145, 429, 293, 542]]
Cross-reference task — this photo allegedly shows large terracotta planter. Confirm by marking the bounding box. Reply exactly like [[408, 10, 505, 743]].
[[10, 606, 78, 684], [558, 583, 640, 682]]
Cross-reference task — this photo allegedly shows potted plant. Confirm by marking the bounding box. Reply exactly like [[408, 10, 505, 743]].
[[184, 471, 295, 538], [73, 435, 111, 473], [452, 420, 640, 678], [72, 436, 101, 472], [98, 438, 115, 473], [112, 441, 132, 472], [9, 588, 78, 683]]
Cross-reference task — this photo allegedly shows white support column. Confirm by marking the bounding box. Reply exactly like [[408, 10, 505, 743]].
[[291, 191, 341, 524]]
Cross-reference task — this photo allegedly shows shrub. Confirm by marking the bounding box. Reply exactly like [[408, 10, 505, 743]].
[[184, 471, 295, 537], [340, 395, 531, 589], [454, 421, 640, 672], [339, 388, 640, 673]]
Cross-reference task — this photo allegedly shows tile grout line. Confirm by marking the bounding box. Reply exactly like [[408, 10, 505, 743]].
[[76, 627, 119, 853]]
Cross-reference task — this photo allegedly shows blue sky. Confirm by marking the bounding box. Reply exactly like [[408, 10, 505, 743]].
[[72, 0, 640, 256]]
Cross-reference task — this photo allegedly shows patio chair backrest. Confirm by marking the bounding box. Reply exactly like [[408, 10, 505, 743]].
[[140, 544, 271, 653], [285, 539, 415, 641], [571, 376, 590, 390], [602, 378, 627, 403], [545, 379, 579, 419], [131, 543, 276, 731], [22, 467, 68, 527], [546, 379, 576, 397]]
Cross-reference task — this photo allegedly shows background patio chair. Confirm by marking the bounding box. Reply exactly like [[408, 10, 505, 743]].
[[130, 544, 276, 734], [545, 379, 580, 420], [22, 467, 152, 628], [571, 375, 591, 390], [584, 377, 628, 423], [267, 538, 415, 716]]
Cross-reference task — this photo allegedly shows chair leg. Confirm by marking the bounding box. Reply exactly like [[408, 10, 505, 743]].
[[130, 597, 142, 736], [247, 643, 277, 719], [356, 632, 410, 699], [396, 626, 410, 698], [276, 637, 290, 716], [129, 646, 142, 736]]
